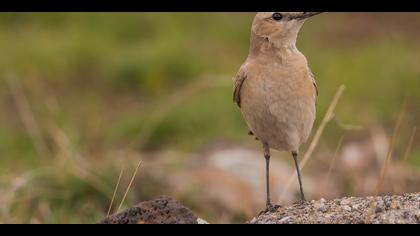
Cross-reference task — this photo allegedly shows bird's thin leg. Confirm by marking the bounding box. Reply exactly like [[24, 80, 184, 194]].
[[263, 143, 272, 209], [292, 151, 306, 201]]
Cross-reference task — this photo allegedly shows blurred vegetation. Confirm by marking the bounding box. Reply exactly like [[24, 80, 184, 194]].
[[0, 13, 420, 223]]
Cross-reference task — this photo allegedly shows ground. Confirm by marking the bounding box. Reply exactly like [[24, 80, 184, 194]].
[[251, 192, 420, 224], [100, 192, 420, 224]]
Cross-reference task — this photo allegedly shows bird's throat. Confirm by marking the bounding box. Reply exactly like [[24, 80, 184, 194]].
[[249, 33, 300, 62]]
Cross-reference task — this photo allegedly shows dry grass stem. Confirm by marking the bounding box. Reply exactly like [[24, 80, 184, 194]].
[[5, 74, 49, 158], [403, 126, 417, 162], [107, 167, 125, 217], [366, 102, 406, 222], [47, 125, 113, 196], [374, 101, 406, 196], [117, 160, 142, 213], [334, 116, 363, 131], [323, 135, 344, 187]]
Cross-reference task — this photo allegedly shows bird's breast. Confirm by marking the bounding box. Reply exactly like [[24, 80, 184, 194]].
[[240, 61, 316, 151]]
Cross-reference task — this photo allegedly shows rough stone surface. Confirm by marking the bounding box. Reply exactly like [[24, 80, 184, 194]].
[[99, 193, 420, 224], [250, 192, 420, 224], [99, 196, 198, 224]]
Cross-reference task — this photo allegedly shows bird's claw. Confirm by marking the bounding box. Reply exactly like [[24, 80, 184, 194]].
[[258, 204, 281, 216]]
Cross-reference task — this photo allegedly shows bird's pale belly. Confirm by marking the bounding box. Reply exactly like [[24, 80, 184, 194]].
[[240, 74, 316, 151]]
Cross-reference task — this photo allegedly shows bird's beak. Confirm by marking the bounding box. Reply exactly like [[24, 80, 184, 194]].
[[294, 12, 322, 20]]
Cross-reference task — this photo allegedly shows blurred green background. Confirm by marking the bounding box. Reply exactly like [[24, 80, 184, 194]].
[[0, 13, 420, 223]]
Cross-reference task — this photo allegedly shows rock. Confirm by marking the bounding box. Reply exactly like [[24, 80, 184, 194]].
[[197, 218, 210, 224], [99, 196, 198, 224], [251, 192, 420, 224]]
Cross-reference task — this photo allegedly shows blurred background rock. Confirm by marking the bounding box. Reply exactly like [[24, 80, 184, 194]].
[[0, 13, 420, 223]]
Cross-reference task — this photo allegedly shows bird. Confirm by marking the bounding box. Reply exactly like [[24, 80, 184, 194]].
[[232, 12, 320, 211]]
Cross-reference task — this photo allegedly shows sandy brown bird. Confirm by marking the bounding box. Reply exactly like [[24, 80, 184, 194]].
[[233, 12, 320, 211]]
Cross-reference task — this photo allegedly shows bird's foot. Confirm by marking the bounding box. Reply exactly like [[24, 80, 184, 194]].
[[258, 204, 281, 216]]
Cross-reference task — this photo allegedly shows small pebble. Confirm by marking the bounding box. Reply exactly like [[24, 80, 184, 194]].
[[340, 199, 351, 206], [342, 205, 352, 211], [278, 216, 292, 223], [314, 202, 327, 213]]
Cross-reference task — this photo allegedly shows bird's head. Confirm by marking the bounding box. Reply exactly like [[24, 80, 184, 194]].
[[251, 12, 321, 49]]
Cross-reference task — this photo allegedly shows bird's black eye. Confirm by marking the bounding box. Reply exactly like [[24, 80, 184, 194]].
[[272, 12, 283, 21]]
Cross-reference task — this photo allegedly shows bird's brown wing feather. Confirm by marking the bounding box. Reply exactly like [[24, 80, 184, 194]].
[[308, 68, 318, 99], [313, 79, 318, 97], [233, 67, 247, 108]]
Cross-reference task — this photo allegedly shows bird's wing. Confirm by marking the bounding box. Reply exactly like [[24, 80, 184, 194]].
[[233, 66, 247, 108], [312, 78, 318, 98], [309, 68, 318, 99]]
